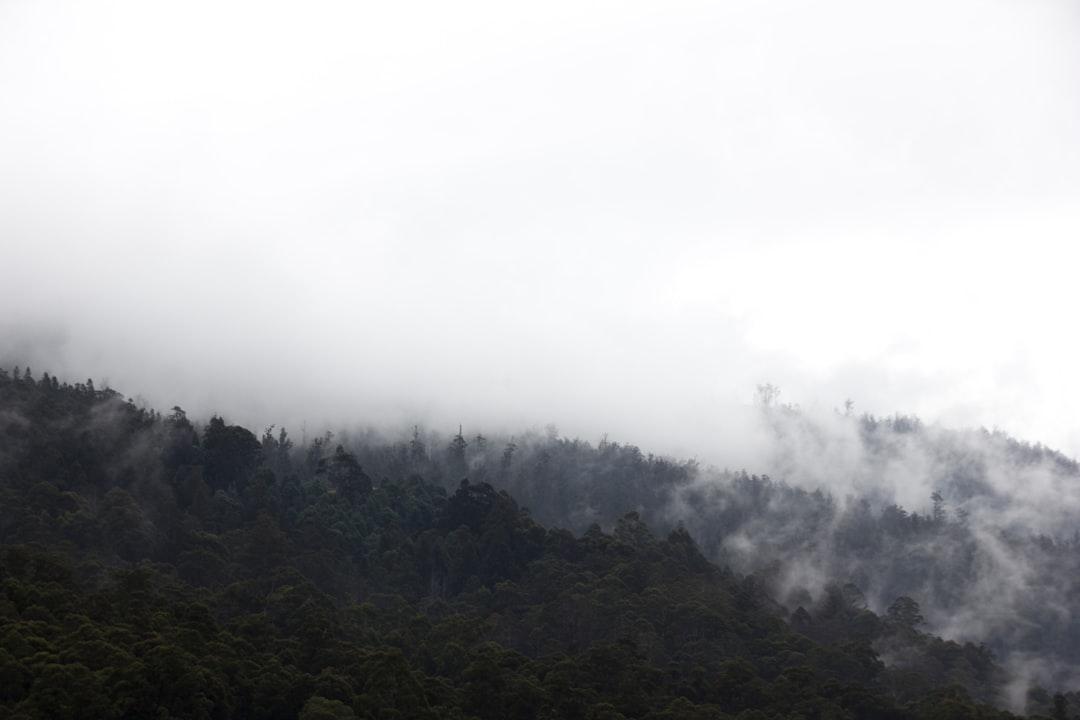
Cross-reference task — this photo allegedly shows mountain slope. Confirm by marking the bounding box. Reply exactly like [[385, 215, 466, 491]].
[[0, 367, 1070, 718]]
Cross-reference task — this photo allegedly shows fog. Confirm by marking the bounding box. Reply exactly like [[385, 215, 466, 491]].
[[2, 1, 1080, 466], [628, 399, 1080, 702]]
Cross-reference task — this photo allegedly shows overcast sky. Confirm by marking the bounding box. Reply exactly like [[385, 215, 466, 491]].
[[2, 1, 1079, 463]]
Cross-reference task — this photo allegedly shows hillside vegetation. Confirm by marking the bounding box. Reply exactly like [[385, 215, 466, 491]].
[[1, 367, 1075, 719]]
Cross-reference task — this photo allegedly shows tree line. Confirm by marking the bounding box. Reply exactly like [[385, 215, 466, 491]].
[[0, 367, 1075, 718]]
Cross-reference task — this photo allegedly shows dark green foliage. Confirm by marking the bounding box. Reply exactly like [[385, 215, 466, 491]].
[[202, 415, 261, 493], [316, 445, 373, 501], [887, 596, 926, 631], [0, 369, 1045, 719]]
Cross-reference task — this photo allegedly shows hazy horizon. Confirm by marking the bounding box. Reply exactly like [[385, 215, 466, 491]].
[[3, 1, 1080, 465]]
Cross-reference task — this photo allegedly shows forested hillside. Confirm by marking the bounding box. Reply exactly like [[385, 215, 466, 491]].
[[360, 399, 1080, 701], [0, 367, 1075, 718]]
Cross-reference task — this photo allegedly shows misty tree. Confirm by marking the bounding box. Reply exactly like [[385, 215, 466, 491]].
[[261, 424, 294, 478], [99, 487, 151, 561], [306, 430, 334, 476], [842, 582, 867, 611], [500, 439, 516, 477], [886, 596, 925, 630], [449, 425, 468, 478], [931, 491, 946, 524], [164, 406, 200, 468], [614, 511, 655, 551], [756, 383, 781, 407], [790, 606, 813, 633], [316, 445, 372, 501], [275, 427, 293, 471], [888, 413, 922, 434], [409, 425, 427, 465], [202, 415, 262, 492], [1051, 693, 1069, 720]]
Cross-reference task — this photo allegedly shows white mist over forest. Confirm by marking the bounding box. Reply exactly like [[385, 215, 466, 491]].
[[4, 3, 1080, 704], [2, 0, 1080, 465]]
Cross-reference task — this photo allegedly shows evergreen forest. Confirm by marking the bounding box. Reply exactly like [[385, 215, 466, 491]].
[[2, 366, 1079, 719]]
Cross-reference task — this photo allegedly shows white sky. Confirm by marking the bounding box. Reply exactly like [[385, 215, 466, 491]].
[[2, 0, 1080, 462]]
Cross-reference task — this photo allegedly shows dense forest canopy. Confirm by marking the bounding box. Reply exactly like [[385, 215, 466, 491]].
[[1, 366, 1078, 719]]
